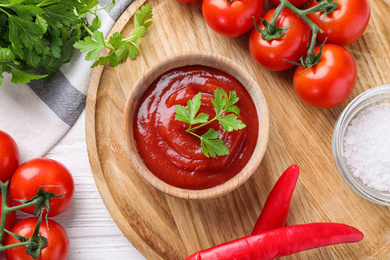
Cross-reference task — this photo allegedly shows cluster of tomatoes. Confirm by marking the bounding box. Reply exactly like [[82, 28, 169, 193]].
[[176, 0, 371, 108], [0, 130, 73, 259]]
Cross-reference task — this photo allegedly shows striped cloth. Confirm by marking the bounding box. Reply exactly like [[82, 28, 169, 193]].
[[0, 0, 133, 161]]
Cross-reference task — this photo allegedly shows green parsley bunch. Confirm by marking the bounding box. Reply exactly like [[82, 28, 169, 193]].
[[0, 0, 152, 86]]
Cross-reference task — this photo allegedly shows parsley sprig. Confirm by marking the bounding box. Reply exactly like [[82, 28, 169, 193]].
[[74, 4, 153, 68], [175, 88, 246, 158]]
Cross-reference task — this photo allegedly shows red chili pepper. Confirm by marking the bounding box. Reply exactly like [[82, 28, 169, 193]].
[[252, 164, 299, 234], [184, 223, 364, 260]]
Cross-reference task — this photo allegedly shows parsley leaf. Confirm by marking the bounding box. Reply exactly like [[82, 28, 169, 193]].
[[73, 31, 106, 61], [218, 114, 246, 132], [175, 88, 246, 158], [8, 15, 50, 57], [175, 105, 191, 125], [175, 92, 209, 126], [41, 5, 79, 28], [200, 129, 229, 158], [9, 65, 47, 84]]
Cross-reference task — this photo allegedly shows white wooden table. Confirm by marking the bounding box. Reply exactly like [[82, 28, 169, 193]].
[[19, 110, 146, 259]]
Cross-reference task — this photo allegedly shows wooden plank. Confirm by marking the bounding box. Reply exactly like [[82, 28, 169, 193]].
[[85, 0, 390, 259]]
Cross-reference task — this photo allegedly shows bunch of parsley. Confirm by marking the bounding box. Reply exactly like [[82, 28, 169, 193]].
[[0, 0, 152, 86]]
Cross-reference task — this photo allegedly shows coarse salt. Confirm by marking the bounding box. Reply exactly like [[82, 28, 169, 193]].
[[344, 102, 390, 192]]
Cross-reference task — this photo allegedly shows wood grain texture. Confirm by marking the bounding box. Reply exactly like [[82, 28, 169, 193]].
[[86, 0, 390, 259]]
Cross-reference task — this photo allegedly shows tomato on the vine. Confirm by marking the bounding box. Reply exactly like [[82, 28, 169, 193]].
[[9, 158, 74, 217], [269, 0, 310, 7], [0, 130, 20, 183], [307, 0, 371, 46], [249, 8, 310, 71], [4, 218, 69, 260], [293, 44, 357, 108], [202, 0, 264, 37]]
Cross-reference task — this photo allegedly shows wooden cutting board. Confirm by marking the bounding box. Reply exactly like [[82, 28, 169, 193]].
[[85, 0, 390, 259]]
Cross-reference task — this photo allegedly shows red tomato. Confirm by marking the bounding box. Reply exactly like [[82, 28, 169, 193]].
[[202, 0, 264, 37], [0, 193, 16, 238], [4, 218, 69, 260], [9, 158, 74, 217], [307, 0, 371, 46], [249, 8, 310, 71], [293, 44, 357, 108], [0, 130, 20, 183], [269, 0, 310, 7]]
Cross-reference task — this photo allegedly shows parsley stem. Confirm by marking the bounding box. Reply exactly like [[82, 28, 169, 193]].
[[186, 129, 202, 139], [82, 23, 94, 37], [0, 7, 11, 16], [188, 117, 218, 131], [187, 110, 225, 132], [91, 0, 115, 12], [36, 0, 55, 8]]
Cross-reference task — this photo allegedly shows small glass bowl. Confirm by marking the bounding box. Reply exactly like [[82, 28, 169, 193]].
[[332, 84, 390, 206]]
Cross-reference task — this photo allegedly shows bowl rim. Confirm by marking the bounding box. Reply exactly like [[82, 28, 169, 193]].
[[123, 51, 269, 200], [332, 84, 390, 206]]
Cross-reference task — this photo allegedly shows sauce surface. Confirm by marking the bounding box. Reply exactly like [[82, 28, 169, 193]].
[[134, 66, 258, 190]]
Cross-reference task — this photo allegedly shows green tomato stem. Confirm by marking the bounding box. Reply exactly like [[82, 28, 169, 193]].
[[267, 0, 338, 65], [266, 2, 286, 35], [0, 241, 30, 252], [0, 180, 44, 245], [0, 180, 8, 244], [8, 197, 44, 212]]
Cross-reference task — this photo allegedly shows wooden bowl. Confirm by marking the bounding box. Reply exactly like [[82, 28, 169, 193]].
[[123, 51, 269, 199]]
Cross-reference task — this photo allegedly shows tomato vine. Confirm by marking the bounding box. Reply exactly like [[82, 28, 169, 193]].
[[0, 180, 64, 258], [257, 0, 338, 68]]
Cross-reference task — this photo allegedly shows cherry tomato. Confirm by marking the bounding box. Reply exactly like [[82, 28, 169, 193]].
[[249, 8, 310, 71], [269, 0, 310, 7], [0, 193, 16, 239], [293, 44, 357, 108], [202, 0, 264, 37], [4, 218, 69, 260], [307, 0, 371, 46], [176, 0, 199, 2], [9, 158, 74, 217], [0, 130, 20, 183]]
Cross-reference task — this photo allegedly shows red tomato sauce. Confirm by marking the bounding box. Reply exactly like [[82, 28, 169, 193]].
[[134, 66, 258, 190]]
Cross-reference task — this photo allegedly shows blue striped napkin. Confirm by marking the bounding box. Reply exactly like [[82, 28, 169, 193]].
[[0, 0, 134, 161]]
